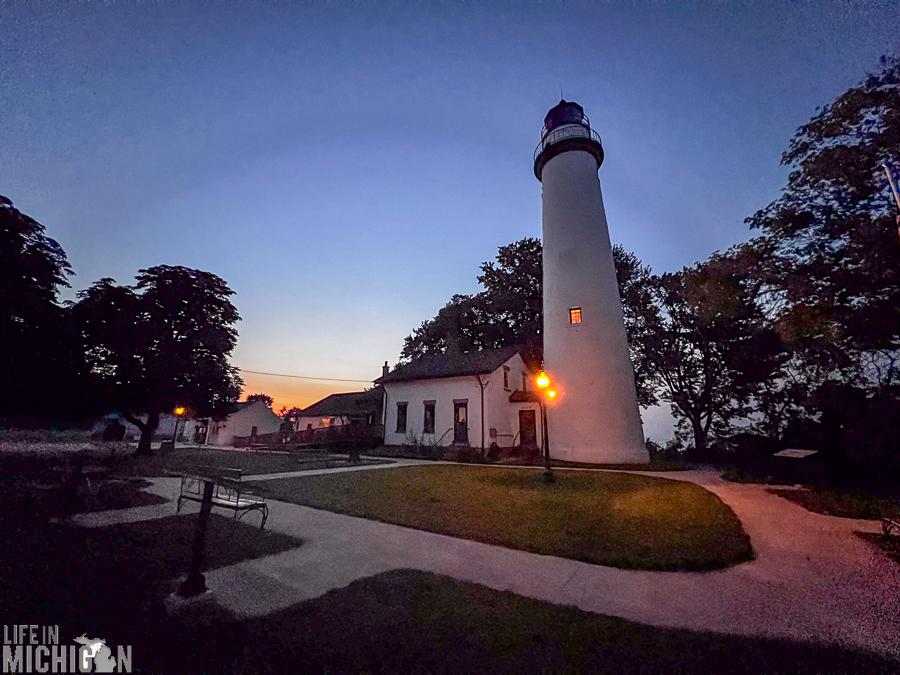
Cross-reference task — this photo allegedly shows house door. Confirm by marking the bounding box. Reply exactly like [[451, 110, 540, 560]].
[[454, 401, 468, 444], [519, 410, 537, 448]]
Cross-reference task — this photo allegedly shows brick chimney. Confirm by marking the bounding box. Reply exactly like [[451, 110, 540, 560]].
[[382, 361, 389, 378]]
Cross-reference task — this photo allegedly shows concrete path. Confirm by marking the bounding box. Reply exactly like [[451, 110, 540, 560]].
[[70, 465, 900, 659]]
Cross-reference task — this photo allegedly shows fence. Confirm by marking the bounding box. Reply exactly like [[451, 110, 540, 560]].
[[232, 424, 384, 449]]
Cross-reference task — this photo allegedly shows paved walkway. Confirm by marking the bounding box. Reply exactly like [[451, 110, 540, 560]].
[[70, 464, 900, 659]]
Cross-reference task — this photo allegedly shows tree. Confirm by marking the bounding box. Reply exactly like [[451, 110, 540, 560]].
[[246, 393, 274, 407], [746, 55, 900, 387], [400, 238, 543, 368], [642, 251, 784, 453], [0, 195, 80, 421], [400, 238, 656, 400], [612, 244, 659, 407], [74, 265, 243, 455]]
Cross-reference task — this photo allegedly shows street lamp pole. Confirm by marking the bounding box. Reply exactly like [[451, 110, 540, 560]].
[[172, 406, 186, 445], [535, 372, 555, 484]]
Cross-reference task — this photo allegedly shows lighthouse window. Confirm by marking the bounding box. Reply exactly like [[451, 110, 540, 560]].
[[569, 308, 582, 324]]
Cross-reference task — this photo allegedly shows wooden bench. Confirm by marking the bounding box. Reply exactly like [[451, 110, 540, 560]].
[[883, 518, 900, 538], [176, 467, 268, 529]]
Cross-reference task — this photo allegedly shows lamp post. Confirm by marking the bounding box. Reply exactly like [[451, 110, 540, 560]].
[[172, 406, 186, 445], [535, 371, 555, 483]]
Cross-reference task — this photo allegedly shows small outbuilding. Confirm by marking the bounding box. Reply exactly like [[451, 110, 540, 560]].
[[204, 400, 282, 447], [293, 388, 384, 433]]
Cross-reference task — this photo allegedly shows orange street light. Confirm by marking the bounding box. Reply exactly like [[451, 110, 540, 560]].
[[534, 371, 555, 483], [175, 406, 186, 416]]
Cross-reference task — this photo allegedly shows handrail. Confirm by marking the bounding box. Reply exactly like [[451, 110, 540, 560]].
[[534, 126, 602, 163]]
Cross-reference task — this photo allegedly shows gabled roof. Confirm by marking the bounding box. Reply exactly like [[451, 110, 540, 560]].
[[509, 389, 541, 403], [375, 346, 523, 384], [298, 389, 382, 417]]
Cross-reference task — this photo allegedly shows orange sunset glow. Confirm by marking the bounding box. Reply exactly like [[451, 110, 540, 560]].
[[239, 371, 372, 414]]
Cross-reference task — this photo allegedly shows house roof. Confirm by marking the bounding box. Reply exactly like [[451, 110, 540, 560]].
[[509, 390, 541, 403], [298, 389, 382, 417], [375, 346, 523, 384]]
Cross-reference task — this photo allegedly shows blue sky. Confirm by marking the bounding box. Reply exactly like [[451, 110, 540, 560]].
[[2, 1, 897, 435]]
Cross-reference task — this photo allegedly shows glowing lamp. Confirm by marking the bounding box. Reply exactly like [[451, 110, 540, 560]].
[[174, 406, 186, 416], [536, 372, 550, 389], [547, 390, 556, 399]]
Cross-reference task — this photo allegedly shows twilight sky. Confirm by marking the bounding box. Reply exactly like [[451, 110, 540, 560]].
[[2, 1, 897, 438]]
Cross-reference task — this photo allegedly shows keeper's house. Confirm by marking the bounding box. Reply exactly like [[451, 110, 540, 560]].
[[375, 347, 543, 451]]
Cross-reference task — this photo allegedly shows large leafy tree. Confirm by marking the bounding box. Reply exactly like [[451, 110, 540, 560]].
[[746, 55, 900, 386], [642, 247, 786, 453], [73, 265, 243, 455], [0, 195, 81, 421]]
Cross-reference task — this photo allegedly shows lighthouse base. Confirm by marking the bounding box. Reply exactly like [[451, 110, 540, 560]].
[[549, 444, 649, 465]]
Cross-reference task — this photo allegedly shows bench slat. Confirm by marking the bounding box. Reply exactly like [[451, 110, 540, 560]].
[[176, 469, 268, 529]]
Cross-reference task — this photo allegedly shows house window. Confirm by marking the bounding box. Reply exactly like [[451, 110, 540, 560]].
[[396, 402, 408, 433], [569, 307, 582, 324], [251, 426, 258, 437], [321, 418, 331, 427], [423, 400, 436, 434], [503, 366, 510, 390]]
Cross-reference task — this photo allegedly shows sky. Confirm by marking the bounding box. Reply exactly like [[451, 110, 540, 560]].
[[2, 1, 898, 439]]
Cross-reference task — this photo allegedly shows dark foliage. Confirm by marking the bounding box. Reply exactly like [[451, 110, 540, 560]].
[[72, 266, 243, 455], [0, 195, 87, 422], [246, 393, 274, 407]]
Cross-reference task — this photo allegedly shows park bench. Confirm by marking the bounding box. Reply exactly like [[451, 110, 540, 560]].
[[883, 517, 900, 538], [176, 467, 268, 529]]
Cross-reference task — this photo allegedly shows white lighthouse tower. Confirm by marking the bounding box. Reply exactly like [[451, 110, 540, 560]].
[[534, 100, 648, 464]]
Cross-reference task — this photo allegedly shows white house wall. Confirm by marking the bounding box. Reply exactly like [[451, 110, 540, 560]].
[[382, 353, 542, 449], [483, 354, 542, 448], [383, 375, 483, 447], [207, 402, 282, 446]]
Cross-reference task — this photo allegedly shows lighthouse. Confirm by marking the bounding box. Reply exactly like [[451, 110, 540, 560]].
[[534, 100, 648, 464]]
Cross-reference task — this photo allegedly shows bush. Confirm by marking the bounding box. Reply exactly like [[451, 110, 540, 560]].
[[716, 433, 778, 474], [486, 442, 501, 463], [456, 447, 481, 463]]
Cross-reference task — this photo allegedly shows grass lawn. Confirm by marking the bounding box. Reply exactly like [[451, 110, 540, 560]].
[[2, 480, 896, 672], [251, 465, 753, 571], [768, 487, 899, 520], [113, 446, 390, 478], [0, 442, 388, 479]]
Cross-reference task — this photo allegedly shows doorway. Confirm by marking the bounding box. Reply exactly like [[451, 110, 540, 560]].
[[453, 400, 468, 444], [519, 410, 537, 448]]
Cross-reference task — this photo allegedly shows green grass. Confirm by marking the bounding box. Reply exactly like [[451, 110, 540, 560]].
[[768, 487, 900, 520], [251, 465, 753, 571]]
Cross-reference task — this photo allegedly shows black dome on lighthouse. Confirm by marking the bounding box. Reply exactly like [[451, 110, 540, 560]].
[[543, 100, 588, 134]]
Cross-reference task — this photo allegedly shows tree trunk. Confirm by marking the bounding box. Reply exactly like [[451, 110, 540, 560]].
[[692, 416, 708, 453], [135, 411, 160, 456]]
